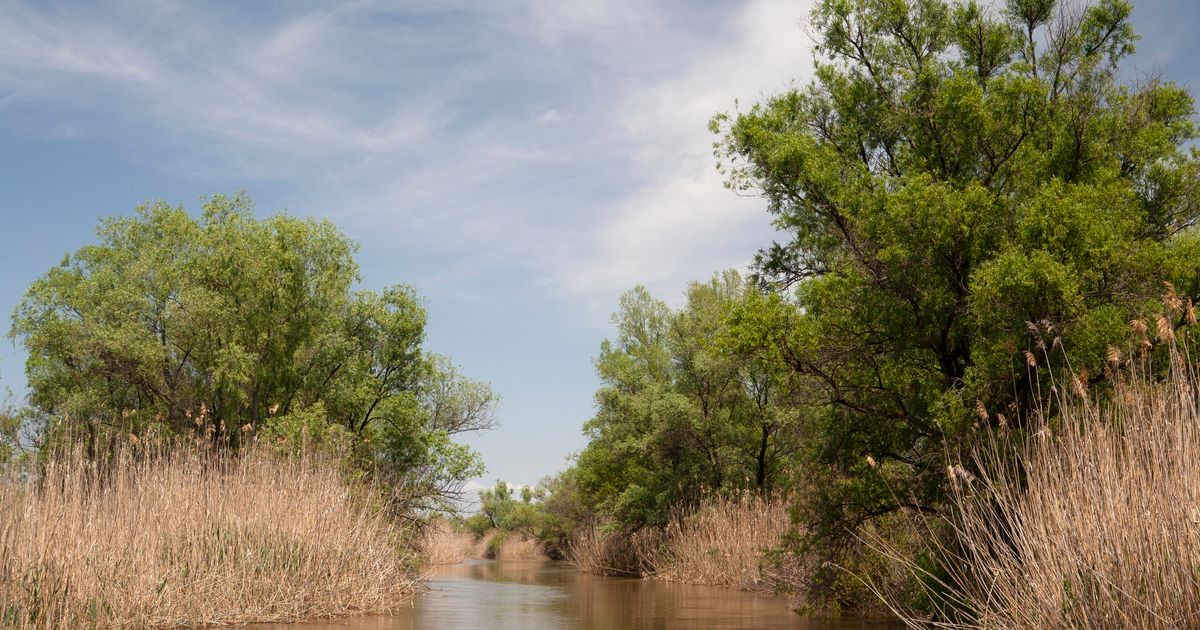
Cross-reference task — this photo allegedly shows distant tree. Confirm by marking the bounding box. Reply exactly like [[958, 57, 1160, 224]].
[[10, 193, 495, 507], [715, 0, 1200, 540], [466, 480, 548, 538]]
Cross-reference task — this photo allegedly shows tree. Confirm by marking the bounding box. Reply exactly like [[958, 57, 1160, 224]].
[[9, 194, 496, 507], [466, 480, 547, 538], [715, 0, 1200, 540], [574, 271, 804, 527]]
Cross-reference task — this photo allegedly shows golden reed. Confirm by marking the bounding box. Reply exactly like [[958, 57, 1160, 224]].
[[570, 491, 790, 590], [0, 444, 415, 628], [873, 340, 1200, 628]]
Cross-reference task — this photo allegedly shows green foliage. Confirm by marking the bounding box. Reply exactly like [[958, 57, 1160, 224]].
[[529, 468, 591, 557], [259, 403, 353, 457], [471, 480, 538, 532], [9, 194, 497, 508], [572, 271, 805, 528], [713, 0, 1200, 547], [458, 477, 583, 559], [0, 403, 26, 468]]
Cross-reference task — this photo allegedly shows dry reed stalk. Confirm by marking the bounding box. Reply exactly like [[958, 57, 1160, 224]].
[[419, 519, 475, 565], [569, 491, 791, 589], [0, 444, 416, 628], [471, 531, 549, 561], [491, 535, 547, 560], [473, 530, 494, 559], [651, 491, 791, 590], [873, 350, 1200, 629], [568, 523, 661, 577]]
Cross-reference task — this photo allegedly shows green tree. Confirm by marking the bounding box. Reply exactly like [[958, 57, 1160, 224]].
[[0, 401, 31, 467], [715, 0, 1200, 540], [574, 271, 804, 527], [533, 467, 591, 558], [10, 194, 495, 507]]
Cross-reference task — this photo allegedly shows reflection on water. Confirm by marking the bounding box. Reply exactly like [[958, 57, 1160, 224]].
[[261, 560, 898, 630]]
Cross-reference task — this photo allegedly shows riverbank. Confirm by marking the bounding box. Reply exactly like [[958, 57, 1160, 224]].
[[0, 445, 417, 628]]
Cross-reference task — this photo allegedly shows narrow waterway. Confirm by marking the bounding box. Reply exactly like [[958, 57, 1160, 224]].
[[267, 560, 899, 630]]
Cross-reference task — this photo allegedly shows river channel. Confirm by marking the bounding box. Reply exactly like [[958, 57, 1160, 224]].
[[265, 559, 900, 629]]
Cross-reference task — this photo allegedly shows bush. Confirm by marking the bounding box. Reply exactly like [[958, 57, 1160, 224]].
[[259, 403, 354, 457]]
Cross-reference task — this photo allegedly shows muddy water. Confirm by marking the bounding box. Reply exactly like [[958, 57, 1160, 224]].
[[267, 559, 899, 630]]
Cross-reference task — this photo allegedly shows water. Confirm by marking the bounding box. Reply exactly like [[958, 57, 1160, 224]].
[[265, 560, 899, 630]]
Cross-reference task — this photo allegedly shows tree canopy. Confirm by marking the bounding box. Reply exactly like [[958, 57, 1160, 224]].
[[714, 0, 1200, 535], [572, 271, 804, 527]]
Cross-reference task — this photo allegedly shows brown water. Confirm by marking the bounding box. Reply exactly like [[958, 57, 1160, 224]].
[[265, 559, 899, 630]]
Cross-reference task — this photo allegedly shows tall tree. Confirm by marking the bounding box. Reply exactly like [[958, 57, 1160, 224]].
[[10, 194, 496, 506], [715, 0, 1200, 536], [575, 271, 803, 527]]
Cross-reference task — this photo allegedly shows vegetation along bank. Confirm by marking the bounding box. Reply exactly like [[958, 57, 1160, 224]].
[[2, 198, 497, 626], [437, 0, 1200, 626], [5, 0, 1200, 627]]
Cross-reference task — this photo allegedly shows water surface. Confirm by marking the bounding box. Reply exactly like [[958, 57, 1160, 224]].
[[267, 559, 898, 629]]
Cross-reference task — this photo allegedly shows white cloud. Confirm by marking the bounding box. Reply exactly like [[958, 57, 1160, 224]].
[[0, 3, 451, 172], [549, 0, 815, 307], [0, 0, 815, 312], [0, 4, 159, 84]]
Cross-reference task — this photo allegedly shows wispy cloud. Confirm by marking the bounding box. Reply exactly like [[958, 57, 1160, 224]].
[[0, 2, 452, 167], [0, 0, 815, 313], [547, 0, 815, 308]]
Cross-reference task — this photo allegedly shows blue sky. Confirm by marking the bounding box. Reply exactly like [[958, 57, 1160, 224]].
[[0, 0, 1195, 493]]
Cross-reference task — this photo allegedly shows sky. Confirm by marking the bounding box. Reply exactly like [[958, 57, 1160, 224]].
[[0, 0, 1196, 494]]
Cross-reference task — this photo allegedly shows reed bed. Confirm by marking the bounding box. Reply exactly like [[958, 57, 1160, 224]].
[[419, 519, 475, 565], [0, 445, 416, 628], [421, 522, 547, 564], [570, 491, 790, 590], [879, 349, 1200, 628], [651, 491, 790, 590], [487, 533, 547, 560], [568, 523, 660, 577]]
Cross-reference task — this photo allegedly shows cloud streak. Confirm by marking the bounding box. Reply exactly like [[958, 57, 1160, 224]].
[[547, 0, 815, 308], [0, 0, 815, 313]]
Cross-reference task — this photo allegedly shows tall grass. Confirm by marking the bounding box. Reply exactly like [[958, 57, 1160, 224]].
[[420, 518, 475, 565], [420, 520, 549, 564], [0, 444, 416, 628], [570, 491, 792, 591], [651, 491, 791, 590], [480, 531, 548, 560], [876, 347, 1200, 628], [569, 522, 661, 577]]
